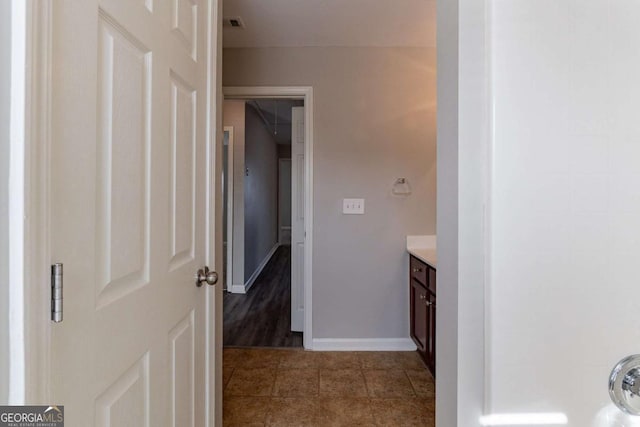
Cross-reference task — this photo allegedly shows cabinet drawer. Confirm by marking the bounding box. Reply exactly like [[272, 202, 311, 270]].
[[410, 256, 427, 285]]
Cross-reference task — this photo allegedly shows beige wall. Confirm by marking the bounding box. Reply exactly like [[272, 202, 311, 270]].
[[224, 47, 436, 340]]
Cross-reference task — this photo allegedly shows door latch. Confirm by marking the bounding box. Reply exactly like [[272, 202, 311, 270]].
[[51, 263, 63, 322]]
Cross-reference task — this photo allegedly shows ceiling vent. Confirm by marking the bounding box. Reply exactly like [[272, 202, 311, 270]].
[[223, 16, 245, 29]]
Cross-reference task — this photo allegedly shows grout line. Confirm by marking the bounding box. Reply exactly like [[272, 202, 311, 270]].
[[404, 369, 418, 397]]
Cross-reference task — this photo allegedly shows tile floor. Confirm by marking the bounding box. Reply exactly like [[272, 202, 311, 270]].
[[223, 348, 435, 426]]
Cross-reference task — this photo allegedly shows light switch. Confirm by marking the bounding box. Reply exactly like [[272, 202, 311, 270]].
[[343, 198, 365, 215]]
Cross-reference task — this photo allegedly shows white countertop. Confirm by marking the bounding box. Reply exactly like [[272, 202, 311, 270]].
[[406, 235, 437, 268]]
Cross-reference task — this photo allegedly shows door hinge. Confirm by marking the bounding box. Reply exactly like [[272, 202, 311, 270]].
[[51, 263, 63, 323]]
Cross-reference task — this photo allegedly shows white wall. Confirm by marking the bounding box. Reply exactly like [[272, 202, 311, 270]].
[[243, 103, 279, 280], [224, 47, 437, 341], [223, 100, 246, 288], [0, 0, 11, 404], [489, 1, 640, 423]]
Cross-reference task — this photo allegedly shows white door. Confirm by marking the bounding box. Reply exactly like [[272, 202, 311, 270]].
[[278, 159, 292, 244], [290, 106, 305, 332], [50, 0, 220, 425]]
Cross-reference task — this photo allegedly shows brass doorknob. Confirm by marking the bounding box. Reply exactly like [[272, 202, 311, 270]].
[[195, 266, 218, 287]]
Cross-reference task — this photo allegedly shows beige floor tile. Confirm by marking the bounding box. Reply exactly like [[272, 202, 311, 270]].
[[223, 348, 246, 369], [226, 368, 277, 397], [370, 398, 435, 426], [223, 366, 235, 390], [223, 348, 435, 425], [319, 369, 368, 397], [266, 397, 320, 426], [406, 369, 435, 397], [242, 348, 285, 368], [273, 368, 319, 397], [278, 350, 321, 369], [223, 396, 271, 425], [359, 351, 425, 370], [363, 369, 416, 398], [223, 423, 266, 427], [317, 397, 376, 426], [318, 352, 361, 369]]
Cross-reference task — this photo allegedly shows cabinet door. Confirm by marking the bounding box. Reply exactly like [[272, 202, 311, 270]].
[[426, 290, 436, 376], [410, 280, 428, 354]]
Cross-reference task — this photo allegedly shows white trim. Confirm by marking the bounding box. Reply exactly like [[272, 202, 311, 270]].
[[205, 0, 223, 425], [223, 86, 314, 350], [23, 0, 53, 405], [223, 126, 234, 293], [243, 243, 279, 292], [484, 0, 495, 414], [312, 338, 417, 352], [9, 0, 27, 404], [229, 284, 247, 294]]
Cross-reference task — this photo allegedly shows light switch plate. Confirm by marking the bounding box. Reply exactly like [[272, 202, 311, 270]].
[[343, 198, 365, 214]]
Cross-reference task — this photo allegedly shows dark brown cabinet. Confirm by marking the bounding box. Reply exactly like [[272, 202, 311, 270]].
[[410, 255, 436, 376]]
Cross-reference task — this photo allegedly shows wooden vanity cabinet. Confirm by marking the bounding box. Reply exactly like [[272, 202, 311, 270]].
[[410, 255, 436, 376]]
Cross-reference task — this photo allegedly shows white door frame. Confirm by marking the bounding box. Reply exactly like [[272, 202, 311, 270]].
[[223, 86, 314, 350], [16, 2, 224, 425], [223, 126, 234, 292]]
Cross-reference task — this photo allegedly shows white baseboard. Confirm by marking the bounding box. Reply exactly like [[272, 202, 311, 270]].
[[229, 284, 246, 294], [243, 243, 279, 293], [311, 338, 417, 352]]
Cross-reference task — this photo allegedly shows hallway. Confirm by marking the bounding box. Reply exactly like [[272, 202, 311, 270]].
[[223, 348, 435, 426], [223, 245, 303, 347]]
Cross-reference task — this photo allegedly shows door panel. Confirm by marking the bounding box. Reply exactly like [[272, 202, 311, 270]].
[[96, 12, 152, 307], [290, 106, 305, 332], [50, 0, 217, 425], [169, 72, 196, 271]]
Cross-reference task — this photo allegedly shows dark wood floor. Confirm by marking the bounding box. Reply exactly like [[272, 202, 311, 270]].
[[223, 245, 303, 348]]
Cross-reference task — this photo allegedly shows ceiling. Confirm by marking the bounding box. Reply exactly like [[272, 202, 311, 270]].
[[247, 99, 304, 145], [222, 0, 436, 48]]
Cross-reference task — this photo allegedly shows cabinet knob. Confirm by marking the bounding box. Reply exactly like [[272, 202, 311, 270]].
[[419, 294, 426, 300], [413, 267, 423, 273]]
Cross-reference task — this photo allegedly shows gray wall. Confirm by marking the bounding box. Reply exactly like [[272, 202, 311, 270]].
[[243, 104, 279, 280], [224, 47, 437, 339], [0, 0, 11, 404], [223, 100, 246, 287]]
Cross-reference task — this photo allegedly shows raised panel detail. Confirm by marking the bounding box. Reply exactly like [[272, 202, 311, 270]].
[[294, 242, 304, 311], [95, 352, 150, 427], [297, 121, 304, 144], [169, 71, 196, 271], [296, 154, 304, 221], [169, 310, 195, 427], [172, 0, 197, 60], [96, 12, 151, 308]]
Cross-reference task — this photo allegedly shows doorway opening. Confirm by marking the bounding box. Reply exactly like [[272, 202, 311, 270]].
[[221, 88, 313, 349]]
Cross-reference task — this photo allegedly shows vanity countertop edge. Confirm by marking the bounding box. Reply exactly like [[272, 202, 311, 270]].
[[406, 235, 437, 268]]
